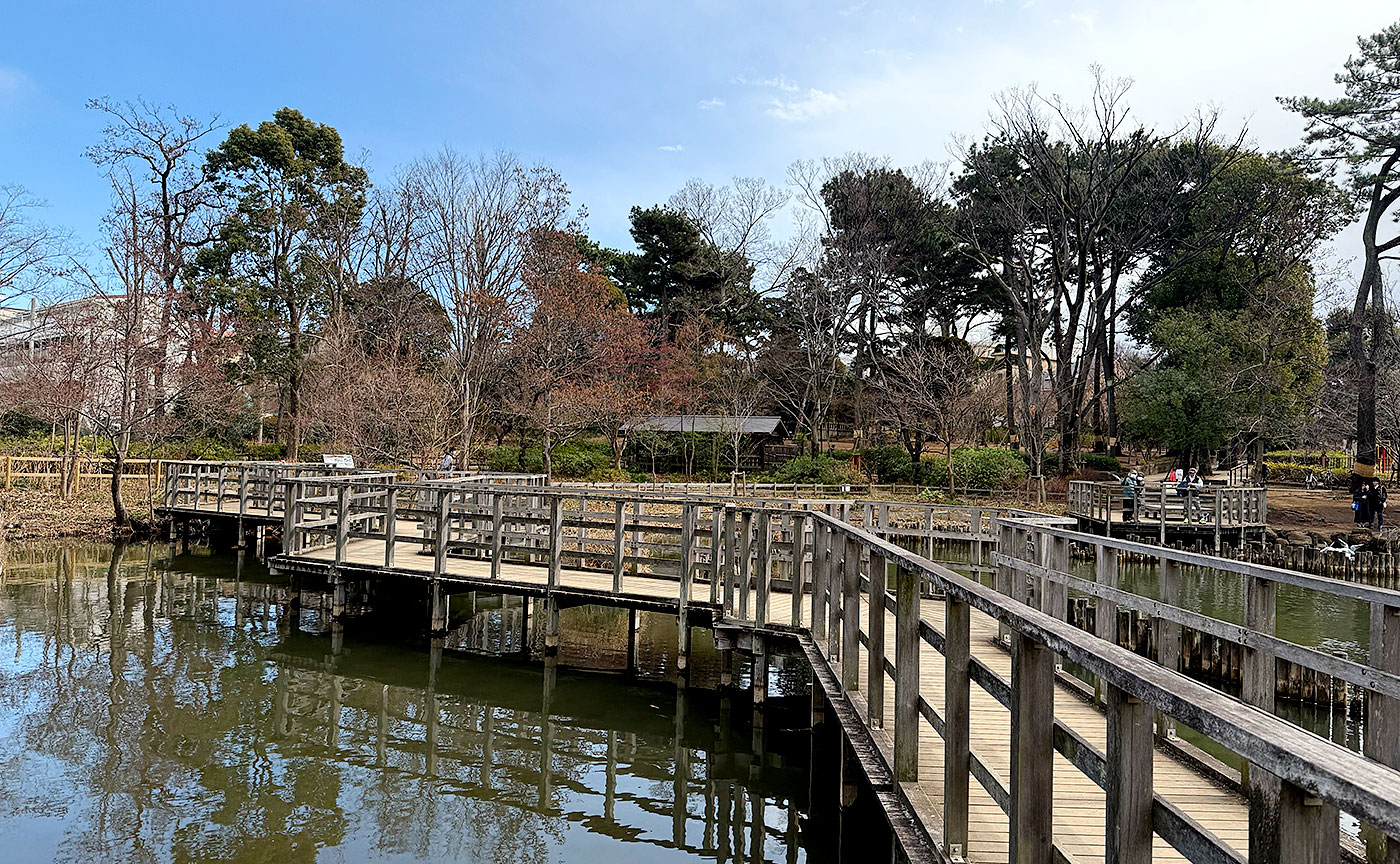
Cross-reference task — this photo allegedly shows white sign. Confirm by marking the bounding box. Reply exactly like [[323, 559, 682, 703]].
[[322, 454, 355, 469]]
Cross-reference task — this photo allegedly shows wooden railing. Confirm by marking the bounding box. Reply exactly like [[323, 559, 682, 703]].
[[273, 476, 1400, 862], [1, 454, 164, 489], [1067, 480, 1268, 546]]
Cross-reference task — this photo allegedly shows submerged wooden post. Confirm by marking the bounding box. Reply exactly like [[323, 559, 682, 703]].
[[677, 503, 696, 675], [944, 593, 970, 863], [1243, 572, 1280, 863], [1106, 684, 1153, 864], [893, 563, 920, 783], [867, 553, 887, 729], [1009, 632, 1053, 864]]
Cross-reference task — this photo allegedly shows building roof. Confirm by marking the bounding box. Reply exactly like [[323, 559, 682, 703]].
[[627, 415, 786, 435]]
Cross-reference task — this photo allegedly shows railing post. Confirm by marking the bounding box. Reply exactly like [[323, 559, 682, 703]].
[[677, 503, 696, 675], [944, 593, 970, 863], [384, 486, 398, 567], [723, 504, 737, 613], [1009, 631, 1053, 864], [812, 516, 829, 643], [868, 553, 887, 728], [1366, 602, 1400, 863], [997, 522, 1014, 644], [1155, 558, 1181, 740], [893, 563, 920, 783], [791, 511, 807, 628], [1106, 683, 1153, 864], [841, 534, 861, 691], [710, 507, 723, 605], [738, 511, 753, 619], [490, 494, 504, 579], [1277, 779, 1340, 864], [548, 496, 563, 589], [434, 488, 451, 576], [238, 466, 249, 517], [829, 527, 845, 659], [335, 484, 350, 565], [611, 499, 625, 593], [1243, 572, 1279, 863], [282, 480, 299, 554], [756, 511, 772, 627]]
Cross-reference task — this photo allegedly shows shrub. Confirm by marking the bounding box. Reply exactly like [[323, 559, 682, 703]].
[[1263, 461, 1349, 484], [950, 447, 1027, 489], [1080, 453, 1123, 473], [762, 454, 862, 485]]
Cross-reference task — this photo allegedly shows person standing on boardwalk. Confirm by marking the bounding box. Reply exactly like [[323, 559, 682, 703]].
[[1179, 467, 1204, 522], [1371, 481, 1387, 529], [1121, 470, 1144, 522], [440, 447, 458, 472]]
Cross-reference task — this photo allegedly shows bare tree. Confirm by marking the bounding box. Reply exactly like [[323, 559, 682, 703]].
[[0, 185, 66, 308], [409, 149, 572, 458]]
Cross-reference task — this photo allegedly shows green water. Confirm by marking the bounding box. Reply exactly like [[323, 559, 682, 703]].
[[0, 541, 875, 864]]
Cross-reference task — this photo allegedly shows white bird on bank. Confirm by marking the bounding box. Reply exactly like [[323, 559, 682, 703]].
[[1319, 538, 1363, 561]]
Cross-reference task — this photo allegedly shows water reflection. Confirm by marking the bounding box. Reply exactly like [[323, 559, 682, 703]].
[[0, 541, 868, 864]]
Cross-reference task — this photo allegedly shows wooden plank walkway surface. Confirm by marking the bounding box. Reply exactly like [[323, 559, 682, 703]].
[[283, 530, 1250, 864]]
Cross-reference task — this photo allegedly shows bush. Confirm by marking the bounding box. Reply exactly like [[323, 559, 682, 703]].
[[856, 445, 943, 485], [762, 454, 862, 485], [1080, 453, 1122, 473], [1263, 461, 1349, 484], [950, 447, 1027, 489]]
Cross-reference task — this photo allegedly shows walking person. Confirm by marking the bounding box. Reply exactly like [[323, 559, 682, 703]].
[[1354, 480, 1372, 527]]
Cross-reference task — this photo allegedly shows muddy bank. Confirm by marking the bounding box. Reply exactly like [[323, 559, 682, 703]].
[[0, 488, 161, 542]]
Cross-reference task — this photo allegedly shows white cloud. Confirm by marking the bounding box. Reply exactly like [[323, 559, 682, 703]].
[[697, 97, 726, 110], [766, 89, 847, 122], [1070, 11, 1096, 31], [658, 144, 684, 152], [733, 73, 801, 92]]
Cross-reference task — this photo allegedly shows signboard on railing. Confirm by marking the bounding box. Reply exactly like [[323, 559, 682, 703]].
[[322, 454, 355, 469]]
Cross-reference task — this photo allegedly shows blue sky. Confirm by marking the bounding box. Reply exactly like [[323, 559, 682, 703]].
[[1, 0, 1396, 265]]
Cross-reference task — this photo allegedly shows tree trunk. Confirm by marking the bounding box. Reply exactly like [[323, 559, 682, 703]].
[[111, 446, 129, 529], [1004, 329, 1017, 448]]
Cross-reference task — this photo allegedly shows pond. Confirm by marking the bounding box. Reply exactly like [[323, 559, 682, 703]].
[[0, 541, 883, 864]]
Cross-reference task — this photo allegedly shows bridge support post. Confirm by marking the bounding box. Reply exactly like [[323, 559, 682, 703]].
[[753, 634, 768, 704], [944, 594, 970, 862], [543, 595, 559, 656], [893, 563, 920, 783], [626, 608, 637, 673], [1106, 684, 1153, 864], [1010, 632, 1053, 864], [1365, 602, 1400, 864], [719, 644, 733, 688], [839, 734, 859, 809], [332, 570, 347, 619], [429, 579, 447, 634], [1244, 572, 1279, 863]]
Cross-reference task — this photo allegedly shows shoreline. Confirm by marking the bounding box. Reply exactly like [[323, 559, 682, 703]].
[[1, 487, 161, 543]]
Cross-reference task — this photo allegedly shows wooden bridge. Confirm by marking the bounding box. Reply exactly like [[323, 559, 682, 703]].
[[1068, 479, 1268, 550], [157, 462, 1400, 864]]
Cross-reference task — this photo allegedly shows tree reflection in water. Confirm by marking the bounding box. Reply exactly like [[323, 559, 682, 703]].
[[0, 541, 876, 863]]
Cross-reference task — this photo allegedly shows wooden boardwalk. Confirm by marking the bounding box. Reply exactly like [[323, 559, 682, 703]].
[[281, 531, 1248, 864]]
